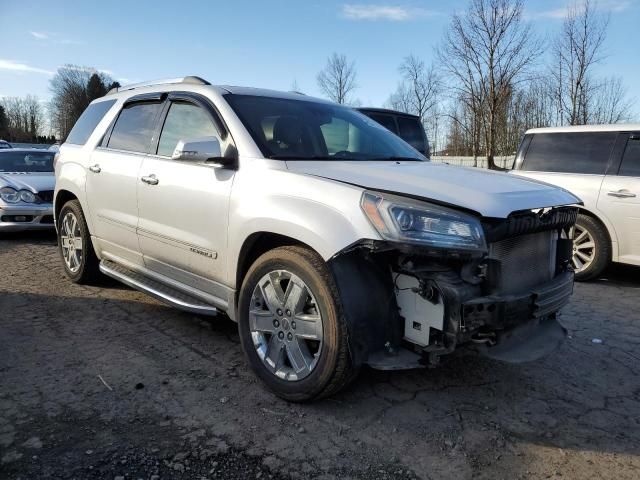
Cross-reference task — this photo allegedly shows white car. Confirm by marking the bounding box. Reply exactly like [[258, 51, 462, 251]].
[[55, 77, 580, 401], [512, 125, 640, 280]]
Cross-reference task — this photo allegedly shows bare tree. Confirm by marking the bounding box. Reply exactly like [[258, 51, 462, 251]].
[[590, 76, 633, 124], [439, 0, 542, 169], [0, 95, 45, 141], [317, 53, 358, 104], [49, 65, 113, 139], [552, 0, 609, 125]]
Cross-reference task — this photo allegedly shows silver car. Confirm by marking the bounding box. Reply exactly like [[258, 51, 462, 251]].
[[55, 77, 580, 401], [0, 148, 55, 232]]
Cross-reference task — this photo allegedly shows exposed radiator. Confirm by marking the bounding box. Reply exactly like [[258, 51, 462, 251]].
[[489, 231, 556, 295]]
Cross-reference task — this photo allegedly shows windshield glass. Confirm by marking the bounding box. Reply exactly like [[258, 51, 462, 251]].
[[0, 151, 55, 172], [224, 94, 425, 161]]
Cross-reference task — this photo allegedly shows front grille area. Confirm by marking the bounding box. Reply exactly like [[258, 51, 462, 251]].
[[488, 231, 555, 295], [37, 190, 54, 203]]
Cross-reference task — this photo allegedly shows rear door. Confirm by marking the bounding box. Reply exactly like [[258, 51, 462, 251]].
[[86, 95, 164, 266], [136, 93, 235, 292], [598, 133, 640, 266]]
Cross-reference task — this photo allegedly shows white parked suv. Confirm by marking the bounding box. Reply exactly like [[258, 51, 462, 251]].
[[55, 77, 580, 401], [512, 125, 640, 280]]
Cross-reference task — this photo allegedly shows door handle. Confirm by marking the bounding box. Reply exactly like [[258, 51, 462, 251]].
[[89, 164, 101, 173], [141, 174, 159, 185], [607, 190, 636, 198]]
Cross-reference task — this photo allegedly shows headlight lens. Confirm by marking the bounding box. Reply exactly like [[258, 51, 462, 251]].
[[361, 191, 486, 251], [0, 187, 20, 203], [19, 190, 37, 203]]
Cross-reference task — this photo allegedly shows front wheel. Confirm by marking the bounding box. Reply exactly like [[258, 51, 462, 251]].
[[57, 200, 100, 284], [237, 246, 356, 402], [571, 213, 610, 281]]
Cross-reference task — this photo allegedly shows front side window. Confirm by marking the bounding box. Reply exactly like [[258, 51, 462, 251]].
[[224, 95, 425, 161], [523, 132, 617, 174], [157, 102, 218, 157], [0, 151, 54, 172], [107, 101, 162, 153], [66, 99, 116, 145], [619, 135, 640, 177]]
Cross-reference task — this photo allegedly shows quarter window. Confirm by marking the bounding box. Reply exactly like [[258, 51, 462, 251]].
[[369, 114, 398, 134], [157, 102, 218, 157], [523, 132, 617, 174], [619, 135, 640, 177], [107, 102, 162, 153], [66, 99, 116, 145], [397, 117, 426, 153]]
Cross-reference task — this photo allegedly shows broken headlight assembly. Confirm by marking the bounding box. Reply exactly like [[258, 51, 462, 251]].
[[361, 191, 486, 252]]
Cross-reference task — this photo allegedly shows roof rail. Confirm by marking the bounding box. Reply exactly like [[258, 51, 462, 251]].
[[106, 76, 210, 95]]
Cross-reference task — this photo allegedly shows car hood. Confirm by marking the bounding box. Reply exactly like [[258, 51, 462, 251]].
[[285, 161, 581, 218], [0, 172, 55, 193]]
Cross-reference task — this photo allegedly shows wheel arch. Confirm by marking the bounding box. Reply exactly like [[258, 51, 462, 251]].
[[576, 205, 616, 261]]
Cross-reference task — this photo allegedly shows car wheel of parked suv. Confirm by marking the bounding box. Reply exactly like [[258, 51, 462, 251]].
[[572, 213, 610, 281], [57, 200, 100, 284], [238, 246, 355, 402]]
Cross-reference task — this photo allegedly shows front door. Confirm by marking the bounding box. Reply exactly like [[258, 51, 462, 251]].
[[86, 99, 163, 266], [136, 95, 235, 293], [598, 133, 640, 266]]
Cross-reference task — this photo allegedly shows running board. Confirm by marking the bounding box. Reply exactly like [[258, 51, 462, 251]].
[[99, 260, 218, 316]]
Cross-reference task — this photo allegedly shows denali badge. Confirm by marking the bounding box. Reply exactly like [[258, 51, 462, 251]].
[[190, 247, 216, 259]]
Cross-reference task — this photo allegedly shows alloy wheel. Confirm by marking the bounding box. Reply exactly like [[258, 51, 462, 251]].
[[571, 224, 596, 273], [249, 270, 323, 381], [60, 211, 83, 273]]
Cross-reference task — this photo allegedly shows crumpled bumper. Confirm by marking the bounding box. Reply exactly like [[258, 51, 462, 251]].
[[0, 204, 54, 232]]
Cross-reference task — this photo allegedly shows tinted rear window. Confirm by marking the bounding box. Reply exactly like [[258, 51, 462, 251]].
[[66, 100, 116, 145], [368, 114, 398, 134], [619, 135, 640, 177], [107, 102, 162, 153], [523, 132, 617, 174], [397, 117, 426, 152]]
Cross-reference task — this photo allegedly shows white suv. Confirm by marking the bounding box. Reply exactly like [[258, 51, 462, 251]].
[[55, 77, 580, 401], [512, 126, 640, 280]]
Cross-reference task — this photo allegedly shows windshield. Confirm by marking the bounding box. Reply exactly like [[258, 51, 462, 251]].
[[0, 151, 54, 173], [224, 94, 426, 161]]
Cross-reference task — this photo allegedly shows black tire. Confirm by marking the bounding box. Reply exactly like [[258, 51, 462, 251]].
[[237, 246, 356, 402], [57, 199, 100, 284], [573, 213, 610, 281]]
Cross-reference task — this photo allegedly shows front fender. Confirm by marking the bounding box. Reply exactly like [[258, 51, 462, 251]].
[[54, 160, 92, 232]]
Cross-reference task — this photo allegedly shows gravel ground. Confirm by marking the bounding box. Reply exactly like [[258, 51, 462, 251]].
[[1, 231, 639, 480]]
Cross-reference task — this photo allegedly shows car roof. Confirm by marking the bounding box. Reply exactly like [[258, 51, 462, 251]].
[[526, 124, 640, 134], [357, 107, 420, 119]]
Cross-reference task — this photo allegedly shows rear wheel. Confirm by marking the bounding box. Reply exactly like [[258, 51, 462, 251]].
[[57, 200, 100, 284], [238, 246, 356, 401], [571, 213, 610, 281]]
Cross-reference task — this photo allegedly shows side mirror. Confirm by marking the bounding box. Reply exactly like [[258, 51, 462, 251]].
[[171, 136, 238, 169]]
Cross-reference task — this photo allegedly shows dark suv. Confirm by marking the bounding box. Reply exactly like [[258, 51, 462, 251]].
[[357, 108, 430, 158]]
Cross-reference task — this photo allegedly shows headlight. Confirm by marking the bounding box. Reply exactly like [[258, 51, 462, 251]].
[[361, 191, 486, 251], [19, 190, 37, 203], [0, 187, 20, 203]]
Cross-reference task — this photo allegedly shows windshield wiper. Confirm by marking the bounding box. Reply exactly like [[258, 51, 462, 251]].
[[373, 156, 425, 162]]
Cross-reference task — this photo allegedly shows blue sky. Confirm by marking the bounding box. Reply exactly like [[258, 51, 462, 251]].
[[0, 0, 638, 115]]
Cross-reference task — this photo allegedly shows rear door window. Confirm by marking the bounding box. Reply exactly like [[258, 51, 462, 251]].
[[523, 132, 617, 174], [619, 135, 640, 177], [107, 102, 162, 153], [65, 99, 116, 145]]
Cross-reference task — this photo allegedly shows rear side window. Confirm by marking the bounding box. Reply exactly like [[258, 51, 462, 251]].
[[619, 135, 640, 177], [66, 100, 116, 145], [107, 102, 162, 153], [397, 117, 426, 153], [369, 114, 398, 134], [523, 132, 616, 174]]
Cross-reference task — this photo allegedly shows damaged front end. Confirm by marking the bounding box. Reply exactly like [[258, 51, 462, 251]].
[[330, 192, 577, 370]]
